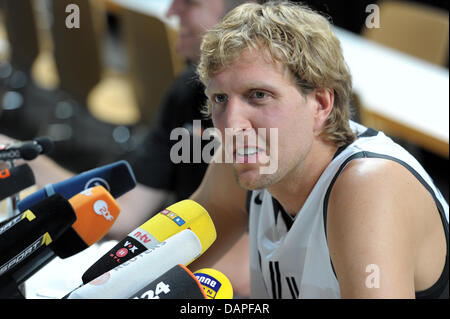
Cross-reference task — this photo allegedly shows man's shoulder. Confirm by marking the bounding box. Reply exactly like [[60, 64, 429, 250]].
[[324, 156, 445, 298], [326, 157, 430, 232]]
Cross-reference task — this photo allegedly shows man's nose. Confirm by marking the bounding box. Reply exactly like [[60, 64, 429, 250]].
[[223, 97, 253, 133]]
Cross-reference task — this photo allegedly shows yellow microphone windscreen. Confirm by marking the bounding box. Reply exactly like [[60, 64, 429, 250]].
[[141, 200, 216, 255], [194, 268, 234, 299]]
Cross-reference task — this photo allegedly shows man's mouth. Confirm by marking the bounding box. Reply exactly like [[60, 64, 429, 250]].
[[236, 147, 259, 156], [233, 146, 266, 164]]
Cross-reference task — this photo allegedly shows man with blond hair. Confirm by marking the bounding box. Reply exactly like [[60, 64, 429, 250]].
[[189, 1, 448, 298]]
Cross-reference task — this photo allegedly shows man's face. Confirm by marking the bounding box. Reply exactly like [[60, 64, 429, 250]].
[[205, 48, 319, 190], [167, 0, 224, 62]]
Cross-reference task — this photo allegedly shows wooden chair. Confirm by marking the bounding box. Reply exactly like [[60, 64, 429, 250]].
[[0, 0, 39, 73], [363, 0, 449, 66], [50, 0, 103, 104], [50, 0, 140, 125], [121, 7, 185, 125], [49, 0, 184, 125]]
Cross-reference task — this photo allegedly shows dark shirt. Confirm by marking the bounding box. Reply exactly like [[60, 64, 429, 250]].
[[128, 63, 213, 201]]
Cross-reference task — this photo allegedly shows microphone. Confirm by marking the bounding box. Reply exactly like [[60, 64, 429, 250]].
[[1, 186, 120, 287], [0, 136, 54, 161], [33, 136, 54, 155], [194, 268, 234, 299], [130, 264, 207, 299], [51, 185, 121, 258], [0, 164, 35, 201], [81, 199, 216, 284], [0, 142, 40, 161], [65, 228, 216, 299], [0, 194, 77, 279], [17, 160, 136, 213]]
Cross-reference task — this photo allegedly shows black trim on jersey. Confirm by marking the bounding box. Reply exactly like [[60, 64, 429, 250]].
[[269, 261, 282, 299], [246, 190, 253, 215], [255, 192, 263, 205], [333, 144, 350, 160], [249, 191, 295, 230], [322, 151, 449, 299], [258, 251, 262, 270], [333, 127, 379, 160], [358, 127, 379, 138], [286, 276, 300, 299], [272, 197, 295, 230]]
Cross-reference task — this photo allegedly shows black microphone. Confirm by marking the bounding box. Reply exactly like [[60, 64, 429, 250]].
[[1, 186, 121, 288], [0, 142, 40, 161], [0, 164, 35, 201], [130, 264, 207, 299], [0, 136, 54, 161], [33, 136, 54, 155], [0, 194, 76, 283]]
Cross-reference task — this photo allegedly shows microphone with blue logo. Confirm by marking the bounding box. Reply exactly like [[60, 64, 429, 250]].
[[81, 200, 216, 284], [129, 266, 233, 299], [17, 160, 136, 213], [194, 268, 234, 299]]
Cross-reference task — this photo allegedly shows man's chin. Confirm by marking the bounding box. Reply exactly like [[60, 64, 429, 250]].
[[175, 40, 199, 63], [233, 165, 274, 190]]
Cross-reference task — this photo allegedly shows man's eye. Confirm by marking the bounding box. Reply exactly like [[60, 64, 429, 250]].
[[250, 91, 268, 99], [214, 94, 228, 103], [256, 91, 266, 98]]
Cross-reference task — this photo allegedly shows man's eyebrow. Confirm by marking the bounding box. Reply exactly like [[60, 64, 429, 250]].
[[204, 87, 215, 97], [241, 82, 279, 92], [205, 82, 280, 97]]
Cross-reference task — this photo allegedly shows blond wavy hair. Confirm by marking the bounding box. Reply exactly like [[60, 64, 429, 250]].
[[197, 1, 355, 147]]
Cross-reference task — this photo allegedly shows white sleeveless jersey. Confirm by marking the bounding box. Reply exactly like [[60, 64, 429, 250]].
[[248, 121, 449, 299]]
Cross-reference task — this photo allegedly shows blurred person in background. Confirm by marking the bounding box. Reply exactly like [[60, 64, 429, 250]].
[[0, 0, 257, 298]]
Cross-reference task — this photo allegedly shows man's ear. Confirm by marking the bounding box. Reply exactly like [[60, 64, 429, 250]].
[[312, 88, 334, 135]]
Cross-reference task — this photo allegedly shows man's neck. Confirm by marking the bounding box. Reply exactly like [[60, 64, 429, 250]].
[[267, 140, 339, 216]]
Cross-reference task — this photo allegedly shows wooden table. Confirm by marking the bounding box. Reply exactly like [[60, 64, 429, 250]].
[[335, 27, 449, 158]]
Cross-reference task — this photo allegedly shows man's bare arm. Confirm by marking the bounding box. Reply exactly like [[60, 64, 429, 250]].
[[1, 134, 73, 185], [327, 158, 445, 298], [188, 157, 249, 271], [109, 184, 169, 239]]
